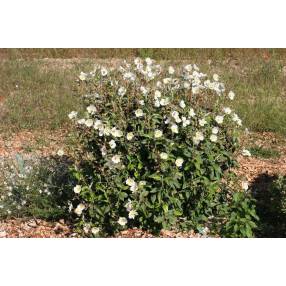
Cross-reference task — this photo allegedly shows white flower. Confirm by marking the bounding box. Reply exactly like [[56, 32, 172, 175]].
[[77, 118, 85, 125], [228, 91, 235, 100], [193, 131, 204, 145], [212, 127, 219, 134], [223, 107, 232, 114], [232, 113, 242, 125], [109, 140, 116, 149], [126, 132, 134, 141], [101, 146, 107, 156], [168, 66, 175, 75], [87, 105, 97, 114], [154, 129, 163, 138], [175, 158, 184, 168], [101, 67, 108, 76], [154, 90, 161, 99], [123, 72, 135, 81], [68, 202, 73, 213], [215, 115, 224, 125], [85, 119, 94, 127], [196, 132, 204, 140], [179, 100, 186, 109], [128, 210, 138, 219], [140, 86, 148, 95], [210, 134, 218, 142], [160, 152, 168, 160], [163, 78, 172, 84], [91, 227, 100, 235], [171, 111, 181, 123], [68, 111, 78, 120], [94, 119, 103, 130], [73, 185, 82, 194], [134, 58, 141, 65], [189, 108, 196, 118], [138, 100, 145, 106], [118, 87, 126, 96], [154, 100, 161, 107], [192, 86, 200, 94], [134, 109, 144, 118], [241, 181, 249, 191], [171, 124, 179, 133], [103, 127, 111, 136], [145, 58, 153, 65], [171, 110, 179, 118], [147, 71, 155, 79], [160, 98, 170, 106], [183, 82, 191, 89], [111, 128, 123, 137], [232, 113, 239, 122], [74, 203, 85, 216], [199, 118, 207, 127], [126, 178, 136, 187], [184, 64, 193, 72], [242, 149, 251, 157], [156, 81, 163, 88], [125, 177, 138, 192], [213, 74, 219, 81], [130, 183, 138, 193], [164, 117, 170, 124], [57, 149, 64, 156], [118, 217, 127, 226], [182, 117, 190, 127], [111, 155, 121, 164], [79, 72, 87, 81], [125, 200, 132, 212]]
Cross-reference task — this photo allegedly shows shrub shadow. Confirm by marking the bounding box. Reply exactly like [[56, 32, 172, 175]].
[[250, 173, 286, 237]]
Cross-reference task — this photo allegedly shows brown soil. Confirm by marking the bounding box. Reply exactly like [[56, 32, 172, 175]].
[[0, 219, 74, 238]]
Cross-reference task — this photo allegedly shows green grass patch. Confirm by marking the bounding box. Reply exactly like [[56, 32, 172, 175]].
[[249, 146, 280, 159], [0, 60, 89, 132]]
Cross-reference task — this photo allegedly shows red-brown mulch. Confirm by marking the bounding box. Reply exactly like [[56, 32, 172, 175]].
[[0, 131, 285, 238], [237, 131, 286, 182], [115, 229, 205, 238], [0, 219, 205, 238], [0, 130, 68, 158], [0, 219, 74, 238]]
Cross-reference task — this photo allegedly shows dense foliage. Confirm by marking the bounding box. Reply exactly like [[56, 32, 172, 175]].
[[67, 58, 258, 237]]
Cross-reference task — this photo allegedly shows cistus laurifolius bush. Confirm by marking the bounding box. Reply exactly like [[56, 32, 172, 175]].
[[68, 58, 257, 237]]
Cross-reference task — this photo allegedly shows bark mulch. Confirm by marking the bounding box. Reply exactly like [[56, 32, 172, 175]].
[[0, 131, 285, 238], [0, 219, 74, 238]]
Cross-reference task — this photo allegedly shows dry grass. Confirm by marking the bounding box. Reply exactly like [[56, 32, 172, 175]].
[[0, 48, 286, 135]]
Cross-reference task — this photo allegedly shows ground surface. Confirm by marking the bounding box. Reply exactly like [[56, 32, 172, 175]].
[[0, 130, 285, 238]]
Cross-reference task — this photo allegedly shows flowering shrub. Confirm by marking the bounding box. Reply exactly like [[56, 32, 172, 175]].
[[69, 58, 257, 237]]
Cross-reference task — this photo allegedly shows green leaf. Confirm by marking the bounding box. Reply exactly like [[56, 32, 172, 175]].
[[149, 173, 161, 181], [119, 192, 128, 201], [163, 204, 168, 213]]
